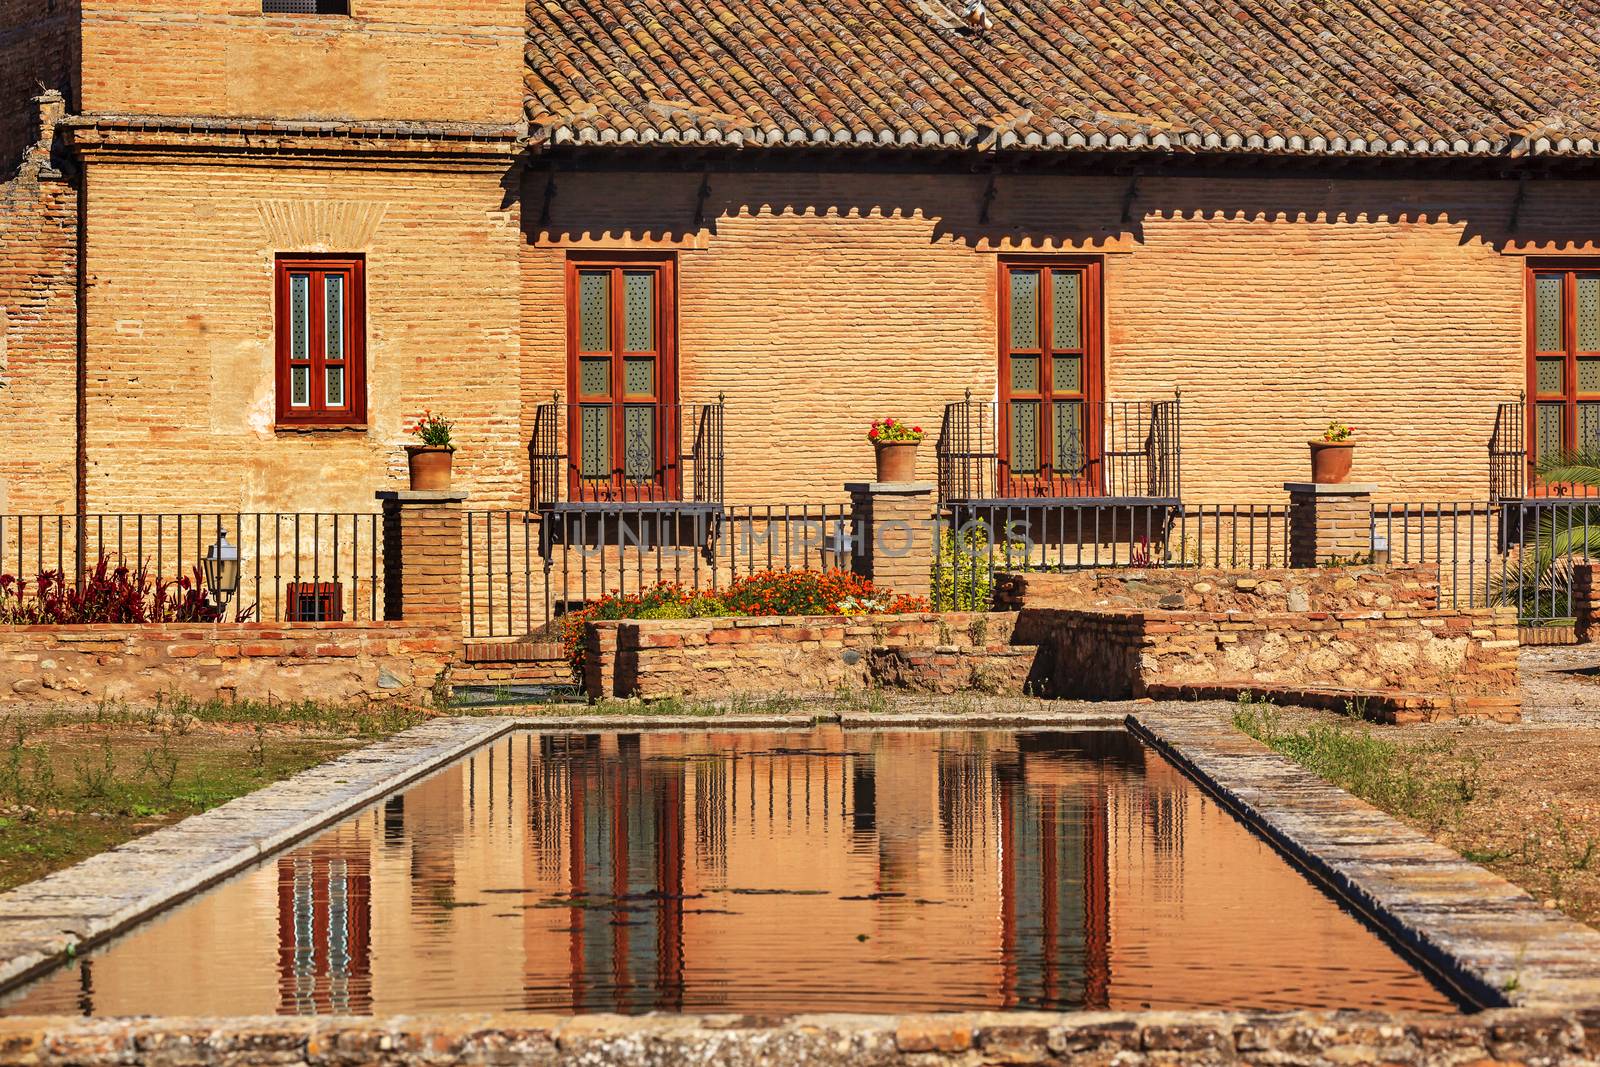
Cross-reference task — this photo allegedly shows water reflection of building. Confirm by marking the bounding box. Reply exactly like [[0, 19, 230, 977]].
[[276, 829, 372, 1015]]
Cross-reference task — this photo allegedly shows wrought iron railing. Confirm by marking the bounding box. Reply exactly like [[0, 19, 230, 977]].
[[465, 503, 853, 638], [529, 396, 725, 509], [0, 512, 383, 622], [1490, 395, 1600, 501], [936, 392, 1181, 504]]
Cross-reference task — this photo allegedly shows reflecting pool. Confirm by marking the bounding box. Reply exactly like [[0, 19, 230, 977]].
[[3, 729, 1459, 1016]]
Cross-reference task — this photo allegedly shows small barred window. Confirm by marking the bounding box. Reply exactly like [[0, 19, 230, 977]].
[[262, 1, 350, 14]]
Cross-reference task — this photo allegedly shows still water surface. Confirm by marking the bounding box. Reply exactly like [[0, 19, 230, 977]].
[[4, 729, 1458, 1016]]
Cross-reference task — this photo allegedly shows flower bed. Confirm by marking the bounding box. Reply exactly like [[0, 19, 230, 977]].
[[557, 570, 928, 676]]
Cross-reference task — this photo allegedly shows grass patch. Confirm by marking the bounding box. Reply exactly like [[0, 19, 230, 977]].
[[1231, 696, 1481, 830], [0, 694, 434, 892]]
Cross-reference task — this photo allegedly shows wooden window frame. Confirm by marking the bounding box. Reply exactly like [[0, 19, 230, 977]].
[[1526, 260, 1600, 488], [563, 253, 680, 502], [996, 256, 1104, 497], [274, 255, 367, 428]]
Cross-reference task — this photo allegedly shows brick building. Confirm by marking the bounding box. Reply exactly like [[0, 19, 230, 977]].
[[3, 0, 1600, 520]]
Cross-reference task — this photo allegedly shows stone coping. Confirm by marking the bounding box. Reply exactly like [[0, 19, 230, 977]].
[[1, 1008, 1599, 1066], [4, 707, 1600, 1032], [1130, 705, 1600, 1011]]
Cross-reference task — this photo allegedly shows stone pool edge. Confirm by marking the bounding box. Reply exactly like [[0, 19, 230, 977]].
[[1128, 704, 1600, 1012], [4, 1007, 1600, 1066]]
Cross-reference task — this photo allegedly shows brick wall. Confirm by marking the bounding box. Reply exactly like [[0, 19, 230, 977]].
[[0, 0, 77, 175], [995, 563, 1441, 614], [79, 161, 523, 514], [584, 612, 1034, 700], [450, 639, 570, 687], [526, 171, 1598, 504], [0, 621, 453, 705], [78, 0, 523, 126], [0, 92, 77, 514]]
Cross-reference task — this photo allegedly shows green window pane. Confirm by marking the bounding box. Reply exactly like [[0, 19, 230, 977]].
[[1581, 359, 1600, 394], [579, 405, 610, 478], [1009, 400, 1040, 474], [1009, 355, 1039, 393], [1536, 275, 1564, 352], [579, 357, 609, 397], [1053, 355, 1082, 393], [624, 358, 655, 396], [1053, 401, 1084, 473], [1538, 357, 1565, 396], [1583, 403, 1600, 449], [289, 274, 309, 361], [624, 405, 655, 481], [1051, 271, 1081, 350], [324, 274, 343, 360], [1580, 277, 1600, 352], [579, 271, 610, 352], [290, 365, 309, 408], [1009, 270, 1039, 350], [623, 271, 655, 352], [1537, 402, 1565, 462], [324, 366, 343, 407]]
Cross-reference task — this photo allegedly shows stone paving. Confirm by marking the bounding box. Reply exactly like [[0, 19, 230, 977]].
[[1132, 705, 1600, 1011]]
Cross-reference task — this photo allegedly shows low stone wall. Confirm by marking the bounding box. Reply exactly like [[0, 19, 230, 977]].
[[451, 639, 571, 688], [1023, 605, 1520, 722], [2, 1008, 1599, 1066], [0, 623, 455, 705], [584, 612, 1035, 700], [995, 563, 1440, 614]]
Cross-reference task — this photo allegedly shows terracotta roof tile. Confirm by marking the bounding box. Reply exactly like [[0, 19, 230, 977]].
[[525, 0, 1600, 157]]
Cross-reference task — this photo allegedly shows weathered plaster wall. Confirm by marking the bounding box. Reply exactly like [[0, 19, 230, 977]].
[[0, 93, 77, 514], [527, 170, 1600, 503], [0, 0, 78, 175], [78, 0, 524, 126], [80, 160, 524, 513]]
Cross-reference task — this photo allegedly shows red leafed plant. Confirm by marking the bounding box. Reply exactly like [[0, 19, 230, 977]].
[[555, 569, 930, 676], [0, 555, 227, 625]]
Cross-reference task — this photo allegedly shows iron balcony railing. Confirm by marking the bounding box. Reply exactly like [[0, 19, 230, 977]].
[[530, 395, 725, 510], [936, 392, 1181, 504], [1490, 394, 1600, 502]]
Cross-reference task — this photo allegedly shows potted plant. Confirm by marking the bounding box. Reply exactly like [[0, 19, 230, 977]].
[[405, 410, 456, 491], [1309, 420, 1356, 484], [867, 417, 925, 483]]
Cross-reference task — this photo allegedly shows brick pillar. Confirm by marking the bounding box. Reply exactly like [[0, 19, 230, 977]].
[[378, 491, 466, 637], [1575, 564, 1600, 643], [1284, 482, 1377, 567], [846, 481, 935, 600]]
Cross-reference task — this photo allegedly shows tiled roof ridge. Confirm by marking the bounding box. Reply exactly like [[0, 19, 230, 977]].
[[524, 0, 1600, 158]]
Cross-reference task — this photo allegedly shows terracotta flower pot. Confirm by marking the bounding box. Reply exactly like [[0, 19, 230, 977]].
[[1308, 440, 1355, 484], [407, 445, 454, 491], [875, 442, 920, 483]]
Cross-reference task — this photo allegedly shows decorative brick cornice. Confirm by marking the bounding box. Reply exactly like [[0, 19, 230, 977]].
[[60, 113, 526, 168]]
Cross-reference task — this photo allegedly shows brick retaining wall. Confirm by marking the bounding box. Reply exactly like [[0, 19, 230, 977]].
[[451, 639, 571, 688], [0, 623, 455, 705], [584, 612, 1036, 700]]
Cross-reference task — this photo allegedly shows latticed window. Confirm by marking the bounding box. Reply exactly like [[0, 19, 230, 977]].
[[1529, 264, 1600, 464], [275, 256, 365, 427], [285, 582, 343, 622], [999, 259, 1101, 493], [567, 256, 677, 500]]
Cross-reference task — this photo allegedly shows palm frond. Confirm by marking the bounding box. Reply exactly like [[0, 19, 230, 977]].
[[1535, 447, 1600, 488]]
